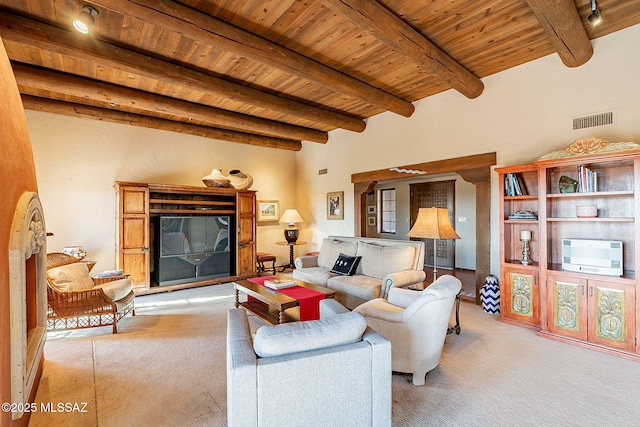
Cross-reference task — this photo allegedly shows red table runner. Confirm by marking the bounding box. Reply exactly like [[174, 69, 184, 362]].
[[249, 276, 326, 320]]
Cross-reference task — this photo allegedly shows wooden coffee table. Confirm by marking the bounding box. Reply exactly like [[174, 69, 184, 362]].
[[234, 278, 335, 324]]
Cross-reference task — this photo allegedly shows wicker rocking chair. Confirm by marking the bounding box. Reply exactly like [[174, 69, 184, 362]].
[[46, 252, 135, 334]]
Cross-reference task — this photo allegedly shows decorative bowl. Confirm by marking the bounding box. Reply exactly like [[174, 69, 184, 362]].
[[202, 168, 232, 188], [576, 205, 597, 218], [203, 179, 233, 188]]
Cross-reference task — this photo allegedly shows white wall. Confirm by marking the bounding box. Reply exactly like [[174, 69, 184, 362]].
[[28, 113, 297, 272], [296, 24, 640, 276]]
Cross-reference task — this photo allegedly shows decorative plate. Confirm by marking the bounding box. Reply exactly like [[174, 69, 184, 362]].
[[558, 175, 578, 193]]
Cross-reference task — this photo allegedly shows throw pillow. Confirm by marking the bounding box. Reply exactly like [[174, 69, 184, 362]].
[[317, 238, 358, 269], [330, 253, 361, 276], [47, 262, 94, 292]]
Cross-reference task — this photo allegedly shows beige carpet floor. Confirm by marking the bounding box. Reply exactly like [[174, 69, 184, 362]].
[[29, 282, 640, 426]]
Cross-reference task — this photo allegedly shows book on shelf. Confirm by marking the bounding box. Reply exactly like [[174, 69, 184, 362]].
[[577, 165, 597, 192], [504, 173, 528, 196], [264, 278, 297, 290], [507, 210, 538, 220]]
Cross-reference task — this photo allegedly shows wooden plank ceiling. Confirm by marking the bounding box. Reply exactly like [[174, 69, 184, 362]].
[[0, 0, 638, 151]]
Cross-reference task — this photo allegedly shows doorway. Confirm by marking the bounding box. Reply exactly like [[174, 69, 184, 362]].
[[409, 180, 456, 270], [352, 152, 495, 304]]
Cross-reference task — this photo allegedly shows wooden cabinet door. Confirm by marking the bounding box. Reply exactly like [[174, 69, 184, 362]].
[[546, 273, 588, 340], [502, 268, 539, 326], [118, 185, 149, 289], [236, 192, 256, 278], [587, 280, 636, 352]]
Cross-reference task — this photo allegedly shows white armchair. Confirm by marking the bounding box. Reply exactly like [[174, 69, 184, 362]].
[[354, 275, 462, 385]]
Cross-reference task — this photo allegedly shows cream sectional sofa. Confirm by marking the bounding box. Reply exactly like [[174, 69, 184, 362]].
[[293, 236, 426, 309]]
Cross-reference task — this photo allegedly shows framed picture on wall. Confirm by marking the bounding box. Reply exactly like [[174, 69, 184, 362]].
[[327, 191, 344, 220], [367, 205, 376, 214], [257, 200, 279, 222], [368, 216, 376, 226]]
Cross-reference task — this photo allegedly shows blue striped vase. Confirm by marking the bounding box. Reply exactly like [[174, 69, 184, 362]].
[[480, 274, 500, 314]]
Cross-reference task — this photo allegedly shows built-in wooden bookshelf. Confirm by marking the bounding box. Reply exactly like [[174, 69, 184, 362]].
[[497, 141, 640, 360]]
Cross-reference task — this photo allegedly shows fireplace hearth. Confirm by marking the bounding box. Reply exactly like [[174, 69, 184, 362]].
[[8, 192, 47, 421]]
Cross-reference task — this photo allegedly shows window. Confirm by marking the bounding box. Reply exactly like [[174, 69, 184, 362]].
[[380, 188, 396, 234]]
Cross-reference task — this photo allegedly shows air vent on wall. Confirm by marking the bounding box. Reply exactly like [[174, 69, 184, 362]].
[[573, 111, 613, 130]]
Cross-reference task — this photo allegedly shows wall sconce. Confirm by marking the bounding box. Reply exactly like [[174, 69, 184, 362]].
[[73, 5, 99, 34], [588, 0, 602, 26], [279, 209, 304, 244]]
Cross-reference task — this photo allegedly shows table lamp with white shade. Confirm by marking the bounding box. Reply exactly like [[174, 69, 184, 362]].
[[279, 209, 304, 243], [406, 207, 460, 280]]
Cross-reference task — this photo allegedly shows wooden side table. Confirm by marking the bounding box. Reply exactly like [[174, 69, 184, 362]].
[[276, 241, 306, 271]]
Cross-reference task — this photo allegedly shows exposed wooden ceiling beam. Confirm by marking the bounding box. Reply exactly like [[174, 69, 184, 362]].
[[326, 0, 484, 99], [0, 11, 366, 133], [86, 0, 415, 118], [21, 95, 302, 151], [525, 0, 593, 67], [351, 152, 497, 183], [12, 63, 327, 144]]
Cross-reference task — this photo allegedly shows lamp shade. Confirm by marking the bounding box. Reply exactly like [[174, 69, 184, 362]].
[[279, 209, 304, 225], [406, 208, 460, 240]]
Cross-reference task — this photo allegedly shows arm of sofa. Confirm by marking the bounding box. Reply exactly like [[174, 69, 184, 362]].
[[361, 329, 392, 426], [319, 298, 350, 318], [354, 298, 405, 323], [387, 287, 422, 309], [380, 269, 426, 299], [294, 255, 319, 269], [226, 308, 258, 427]]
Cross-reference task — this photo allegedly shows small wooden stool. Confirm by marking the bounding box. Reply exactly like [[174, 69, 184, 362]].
[[256, 252, 277, 276]]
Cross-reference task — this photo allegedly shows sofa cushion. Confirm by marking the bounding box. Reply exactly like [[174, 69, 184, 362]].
[[93, 278, 134, 301], [330, 253, 362, 276], [47, 262, 94, 292], [253, 311, 367, 358], [327, 275, 383, 301], [317, 238, 358, 269], [293, 267, 335, 286], [356, 242, 416, 279]]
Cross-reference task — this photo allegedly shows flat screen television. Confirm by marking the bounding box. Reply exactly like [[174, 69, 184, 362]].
[[152, 215, 233, 286]]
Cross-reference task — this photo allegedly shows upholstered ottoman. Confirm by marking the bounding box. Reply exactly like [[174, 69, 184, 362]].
[[256, 252, 277, 276]]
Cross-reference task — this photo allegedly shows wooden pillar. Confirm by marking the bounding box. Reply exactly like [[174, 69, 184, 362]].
[[354, 181, 376, 237]]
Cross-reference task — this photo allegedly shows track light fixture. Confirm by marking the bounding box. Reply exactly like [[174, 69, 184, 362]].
[[73, 5, 99, 34], [588, 0, 602, 27]]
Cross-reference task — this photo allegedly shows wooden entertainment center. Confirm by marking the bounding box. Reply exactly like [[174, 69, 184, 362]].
[[497, 139, 640, 360], [115, 182, 256, 295]]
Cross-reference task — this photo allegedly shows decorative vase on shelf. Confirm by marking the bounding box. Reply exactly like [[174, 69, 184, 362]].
[[480, 274, 500, 314], [62, 246, 87, 260], [227, 169, 253, 190], [202, 169, 232, 188]]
